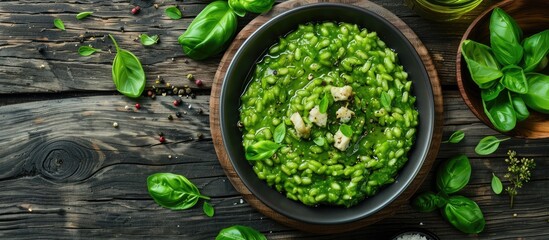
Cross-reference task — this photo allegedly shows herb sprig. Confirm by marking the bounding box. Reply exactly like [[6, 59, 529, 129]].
[[504, 150, 535, 208]]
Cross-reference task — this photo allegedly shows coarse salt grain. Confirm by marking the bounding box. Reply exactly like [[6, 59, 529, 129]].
[[395, 233, 428, 240]]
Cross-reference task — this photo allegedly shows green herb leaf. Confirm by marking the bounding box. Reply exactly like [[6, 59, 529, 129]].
[[54, 18, 65, 31], [140, 34, 160, 46], [490, 8, 523, 66], [273, 123, 286, 144], [443, 130, 465, 144], [380, 91, 392, 109], [436, 154, 472, 194], [215, 225, 267, 240], [482, 90, 517, 132], [245, 140, 280, 161], [474, 136, 510, 155], [178, 1, 237, 60], [501, 65, 528, 94], [76, 11, 93, 20], [203, 202, 215, 217], [313, 137, 325, 146], [491, 173, 503, 194], [411, 191, 447, 213], [319, 93, 329, 114], [442, 195, 485, 234], [461, 40, 502, 88], [147, 173, 210, 210], [165, 6, 182, 20], [522, 30, 549, 72], [109, 35, 146, 98], [228, 0, 275, 17], [339, 124, 353, 138], [78, 46, 100, 56], [481, 81, 505, 102], [510, 93, 530, 121], [522, 73, 549, 114]]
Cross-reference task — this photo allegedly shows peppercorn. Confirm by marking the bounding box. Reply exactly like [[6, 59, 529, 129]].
[[135, 103, 141, 109], [173, 99, 182, 106], [273, 70, 278, 76], [168, 115, 173, 120], [185, 87, 192, 94], [147, 90, 153, 97], [186, 74, 194, 80], [158, 132, 164, 137], [195, 79, 203, 87], [159, 136, 166, 143], [175, 112, 182, 118], [178, 89, 185, 95], [131, 6, 140, 15], [190, 93, 196, 99]]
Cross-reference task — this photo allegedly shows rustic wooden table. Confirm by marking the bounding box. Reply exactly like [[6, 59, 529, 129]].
[[1, 0, 548, 239]]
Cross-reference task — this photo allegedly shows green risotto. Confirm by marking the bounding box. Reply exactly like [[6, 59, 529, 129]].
[[239, 22, 419, 207]]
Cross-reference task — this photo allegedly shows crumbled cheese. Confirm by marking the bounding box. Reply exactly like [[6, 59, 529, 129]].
[[336, 106, 355, 123], [330, 85, 353, 101], [333, 129, 351, 151], [308, 105, 327, 127], [290, 112, 311, 138]]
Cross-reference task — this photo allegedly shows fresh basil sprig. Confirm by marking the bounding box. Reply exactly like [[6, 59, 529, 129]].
[[490, 8, 523, 66], [203, 202, 215, 217], [436, 155, 471, 194], [483, 90, 516, 132], [109, 34, 146, 98], [442, 130, 464, 144], [147, 173, 210, 210], [491, 173, 503, 194], [215, 225, 266, 240], [140, 34, 160, 46], [165, 6, 182, 20], [76, 11, 93, 20], [442, 195, 485, 234], [501, 65, 527, 94], [54, 18, 65, 31], [78, 46, 101, 56], [474, 135, 510, 155], [245, 140, 280, 161], [411, 191, 447, 213], [522, 30, 549, 72], [461, 40, 502, 88], [228, 0, 275, 17], [522, 73, 549, 114]]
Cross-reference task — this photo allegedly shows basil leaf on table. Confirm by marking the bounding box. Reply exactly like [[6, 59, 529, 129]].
[[483, 90, 516, 132], [501, 65, 527, 94], [339, 124, 353, 138], [76, 11, 93, 20], [203, 201, 215, 217], [436, 154, 471, 194], [319, 93, 329, 114], [165, 6, 182, 20], [510, 93, 530, 121], [228, 0, 275, 17], [481, 81, 505, 102], [109, 35, 146, 98], [147, 173, 210, 210], [380, 91, 392, 109], [54, 18, 65, 31], [490, 7, 523, 66], [474, 135, 510, 155], [216, 225, 267, 240], [522, 73, 549, 114], [442, 195, 485, 234], [461, 40, 502, 88], [140, 34, 159, 46], [491, 173, 503, 194], [411, 191, 447, 213], [273, 123, 286, 144], [78, 46, 100, 56], [178, 1, 237, 60], [522, 30, 549, 72], [443, 130, 465, 144], [245, 140, 280, 161]]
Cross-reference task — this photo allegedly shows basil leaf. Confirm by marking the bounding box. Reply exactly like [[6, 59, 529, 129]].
[[411, 191, 447, 213], [76, 11, 93, 20], [510, 93, 530, 121], [165, 6, 182, 20], [147, 173, 210, 210], [339, 124, 353, 138], [78, 46, 100, 56], [436, 154, 471, 194], [442, 195, 485, 234], [245, 140, 280, 161], [380, 91, 391, 109], [474, 136, 510, 155], [319, 93, 329, 114], [461, 40, 502, 88], [522, 30, 549, 72], [443, 130, 465, 144], [215, 225, 266, 240], [273, 123, 286, 144], [490, 8, 523, 66], [481, 81, 505, 102], [178, 1, 237, 60], [483, 90, 517, 132], [313, 137, 326, 146], [203, 201, 215, 217], [228, 0, 275, 17], [501, 65, 527, 94], [140, 34, 159, 46], [109, 35, 146, 98], [491, 173, 503, 194], [523, 73, 549, 114], [54, 18, 65, 31]]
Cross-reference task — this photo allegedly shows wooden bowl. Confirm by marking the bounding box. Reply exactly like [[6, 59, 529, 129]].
[[456, 0, 549, 139]]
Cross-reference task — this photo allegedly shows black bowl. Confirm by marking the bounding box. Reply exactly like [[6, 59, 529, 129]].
[[219, 3, 435, 225]]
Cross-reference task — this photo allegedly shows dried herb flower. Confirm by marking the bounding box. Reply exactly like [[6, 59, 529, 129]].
[[504, 150, 535, 208]]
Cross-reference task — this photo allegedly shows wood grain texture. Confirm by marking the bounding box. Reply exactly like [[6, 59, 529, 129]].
[[456, 0, 549, 139], [210, 0, 443, 233]]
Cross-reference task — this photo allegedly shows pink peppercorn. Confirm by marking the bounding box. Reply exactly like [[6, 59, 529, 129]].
[[131, 6, 140, 15], [135, 103, 141, 109], [159, 136, 166, 143], [195, 79, 203, 87]]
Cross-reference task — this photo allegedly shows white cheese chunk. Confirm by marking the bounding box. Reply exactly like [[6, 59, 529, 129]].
[[336, 106, 355, 123], [308, 106, 328, 127], [330, 86, 353, 101], [290, 112, 311, 138], [334, 129, 351, 151]]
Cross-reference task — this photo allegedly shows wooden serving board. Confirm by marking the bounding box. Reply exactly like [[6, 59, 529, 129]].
[[210, 0, 444, 234]]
